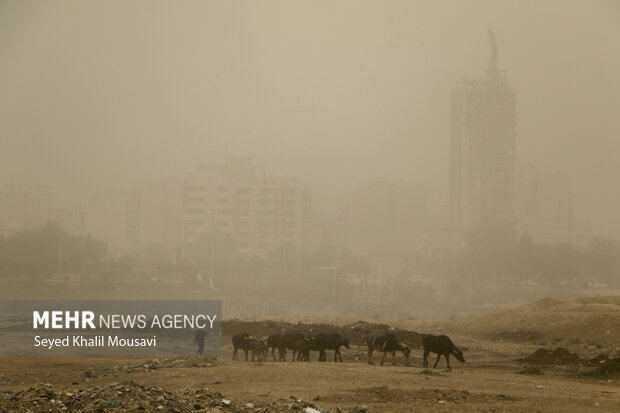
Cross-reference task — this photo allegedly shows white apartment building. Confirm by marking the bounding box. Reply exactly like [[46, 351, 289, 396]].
[[183, 158, 311, 257]]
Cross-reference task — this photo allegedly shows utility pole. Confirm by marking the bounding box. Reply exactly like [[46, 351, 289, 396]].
[[295, 242, 300, 279], [80, 209, 85, 287], [210, 208, 216, 285], [57, 230, 62, 273]]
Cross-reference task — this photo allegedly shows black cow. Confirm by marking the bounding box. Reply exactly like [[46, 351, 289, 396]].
[[277, 333, 306, 361], [422, 334, 465, 370], [232, 333, 252, 361], [292, 338, 311, 362], [367, 333, 411, 366], [249, 338, 268, 362], [267, 334, 281, 361], [313, 333, 349, 362]]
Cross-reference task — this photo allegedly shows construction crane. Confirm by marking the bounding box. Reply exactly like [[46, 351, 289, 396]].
[[487, 29, 499, 79]]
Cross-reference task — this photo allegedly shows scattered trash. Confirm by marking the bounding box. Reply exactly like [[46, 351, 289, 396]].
[[582, 355, 620, 378], [102, 398, 117, 406], [0, 383, 349, 412], [531, 385, 547, 390]]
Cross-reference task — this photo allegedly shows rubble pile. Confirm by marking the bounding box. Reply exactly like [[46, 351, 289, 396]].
[[0, 383, 343, 412], [1, 381, 198, 412], [261, 396, 328, 412]]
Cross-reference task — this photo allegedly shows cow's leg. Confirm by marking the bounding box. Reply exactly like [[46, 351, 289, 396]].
[[423, 349, 429, 367], [336, 346, 343, 362], [233, 347, 237, 360], [244, 349, 249, 361], [433, 353, 441, 368], [271, 347, 277, 361], [380, 351, 387, 366], [368, 347, 374, 364], [446, 353, 451, 370], [392, 351, 397, 365]]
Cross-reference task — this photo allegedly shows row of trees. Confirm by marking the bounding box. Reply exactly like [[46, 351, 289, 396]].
[[2, 221, 620, 288], [458, 223, 620, 286], [0, 221, 368, 288], [0, 221, 107, 277]]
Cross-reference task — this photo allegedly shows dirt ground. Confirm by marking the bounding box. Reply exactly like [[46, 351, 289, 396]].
[[3, 296, 620, 412]]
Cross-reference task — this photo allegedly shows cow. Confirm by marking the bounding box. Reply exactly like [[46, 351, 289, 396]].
[[267, 334, 281, 361], [293, 337, 316, 362], [313, 333, 349, 362], [367, 333, 411, 366], [232, 333, 252, 361], [422, 334, 465, 370], [276, 333, 306, 361], [249, 338, 268, 362]]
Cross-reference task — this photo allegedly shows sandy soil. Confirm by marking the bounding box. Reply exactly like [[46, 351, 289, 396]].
[[2, 296, 620, 412]]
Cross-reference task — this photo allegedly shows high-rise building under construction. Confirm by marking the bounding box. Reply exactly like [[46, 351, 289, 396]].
[[449, 31, 517, 254]]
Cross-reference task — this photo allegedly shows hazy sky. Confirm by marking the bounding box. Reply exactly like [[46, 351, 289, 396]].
[[1, 1, 618, 228]]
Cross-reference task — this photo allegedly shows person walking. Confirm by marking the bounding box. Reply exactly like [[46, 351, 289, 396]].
[[194, 328, 206, 355]]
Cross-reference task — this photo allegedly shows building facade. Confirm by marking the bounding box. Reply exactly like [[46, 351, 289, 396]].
[[449, 31, 517, 254], [515, 167, 572, 245], [339, 180, 427, 258], [183, 158, 312, 258]]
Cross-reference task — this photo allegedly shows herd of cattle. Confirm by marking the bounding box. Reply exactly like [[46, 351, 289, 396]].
[[231, 332, 466, 370]]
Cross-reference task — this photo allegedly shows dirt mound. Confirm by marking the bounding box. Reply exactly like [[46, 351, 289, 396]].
[[431, 295, 620, 346], [585, 353, 611, 366], [582, 355, 620, 378], [528, 297, 563, 311], [517, 366, 544, 375], [224, 320, 423, 347], [571, 296, 620, 306], [0, 381, 349, 412], [518, 347, 583, 365]]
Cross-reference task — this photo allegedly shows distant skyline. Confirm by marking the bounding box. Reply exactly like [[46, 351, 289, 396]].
[[1, 1, 619, 232]]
